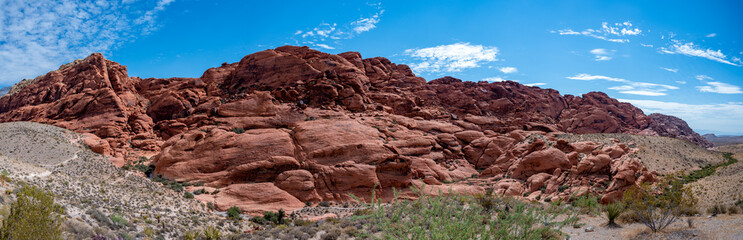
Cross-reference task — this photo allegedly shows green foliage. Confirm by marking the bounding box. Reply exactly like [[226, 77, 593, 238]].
[[109, 214, 128, 228], [680, 153, 738, 184], [351, 185, 574, 239], [183, 230, 201, 240], [184, 191, 194, 199], [571, 193, 600, 215], [604, 203, 624, 227], [622, 174, 698, 232], [227, 206, 242, 220], [0, 185, 63, 240], [318, 201, 331, 207], [203, 226, 221, 240], [229, 128, 245, 134], [250, 209, 286, 225]]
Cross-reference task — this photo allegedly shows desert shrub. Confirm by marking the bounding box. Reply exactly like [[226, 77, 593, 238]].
[[707, 204, 727, 215], [183, 230, 200, 240], [728, 205, 741, 214], [0, 185, 63, 240], [571, 193, 600, 215], [194, 188, 207, 195], [251, 209, 286, 225], [207, 202, 215, 210], [604, 203, 624, 227], [622, 174, 697, 232], [184, 191, 194, 199], [109, 214, 128, 228], [203, 226, 221, 240], [226, 206, 242, 220], [230, 128, 245, 134], [475, 189, 497, 212], [318, 201, 331, 207], [350, 185, 575, 239]]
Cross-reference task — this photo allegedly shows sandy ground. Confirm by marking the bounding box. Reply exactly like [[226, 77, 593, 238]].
[[564, 214, 743, 240]]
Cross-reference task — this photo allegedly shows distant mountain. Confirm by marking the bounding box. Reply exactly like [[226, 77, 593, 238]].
[[703, 134, 743, 147], [0, 86, 9, 97]]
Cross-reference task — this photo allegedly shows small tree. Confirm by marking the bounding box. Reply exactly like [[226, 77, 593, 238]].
[[0, 185, 63, 240], [622, 174, 697, 232], [227, 206, 242, 220]]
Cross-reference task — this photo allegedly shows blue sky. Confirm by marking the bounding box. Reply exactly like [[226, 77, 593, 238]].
[[1, 0, 742, 135]]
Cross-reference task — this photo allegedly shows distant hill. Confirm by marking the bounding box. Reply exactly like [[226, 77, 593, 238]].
[[703, 134, 743, 146], [0, 86, 9, 97]]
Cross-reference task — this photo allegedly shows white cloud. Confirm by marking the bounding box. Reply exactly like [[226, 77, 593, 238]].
[[524, 83, 546, 87], [607, 82, 678, 96], [659, 40, 742, 66], [660, 67, 678, 73], [567, 74, 677, 96], [315, 44, 335, 50], [566, 74, 627, 82], [706, 33, 717, 38], [619, 99, 743, 133], [0, 0, 175, 85], [695, 75, 713, 81], [640, 43, 654, 48], [697, 82, 743, 94], [590, 48, 614, 61], [554, 21, 641, 43], [676, 81, 686, 84], [483, 77, 509, 82], [351, 10, 383, 33], [499, 67, 518, 74], [294, 6, 383, 49], [405, 42, 499, 73]]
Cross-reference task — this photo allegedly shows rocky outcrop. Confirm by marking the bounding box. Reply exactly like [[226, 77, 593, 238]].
[[0, 46, 703, 215], [644, 113, 712, 148]]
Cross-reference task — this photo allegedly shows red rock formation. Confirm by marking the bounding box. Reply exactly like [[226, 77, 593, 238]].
[[1, 46, 704, 215], [643, 113, 712, 148]]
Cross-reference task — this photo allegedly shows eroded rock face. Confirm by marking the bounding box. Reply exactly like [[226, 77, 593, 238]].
[[645, 113, 712, 148], [0, 46, 701, 215]]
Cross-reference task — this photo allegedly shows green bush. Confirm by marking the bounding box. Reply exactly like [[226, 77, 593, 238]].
[[227, 206, 242, 220], [230, 128, 246, 134], [203, 226, 221, 240], [622, 174, 697, 232], [250, 209, 286, 225], [0, 185, 63, 240], [184, 192, 194, 199], [350, 185, 575, 239], [571, 193, 600, 215]]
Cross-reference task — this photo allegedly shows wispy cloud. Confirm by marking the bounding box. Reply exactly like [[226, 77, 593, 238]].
[[293, 5, 383, 50], [697, 82, 743, 94], [659, 40, 742, 66], [607, 82, 679, 96], [640, 43, 654, 48], [590, 48, 613, 61], [499, 67, 518, 74], [0, 0, 176, 85], [660, 67, 678, 73], [404, 42, 499, 73], [524, 83, 546, 87], [566, 73, 678, 96], [676, 81, 686, 84], [553, 21, 641, 43], [566, 73, 627, 82], [696, 75, 713, 81], [351, 10, 383, 34], [620, 99, 743, 133], [706, 33, 717, 38]]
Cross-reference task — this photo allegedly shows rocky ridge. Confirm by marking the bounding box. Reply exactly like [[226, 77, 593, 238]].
[[0, 46, 708, 215]]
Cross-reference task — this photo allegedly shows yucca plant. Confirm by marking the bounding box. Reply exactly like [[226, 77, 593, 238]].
[[604, 203, 624, 228], [202, 226, 221, 240]]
